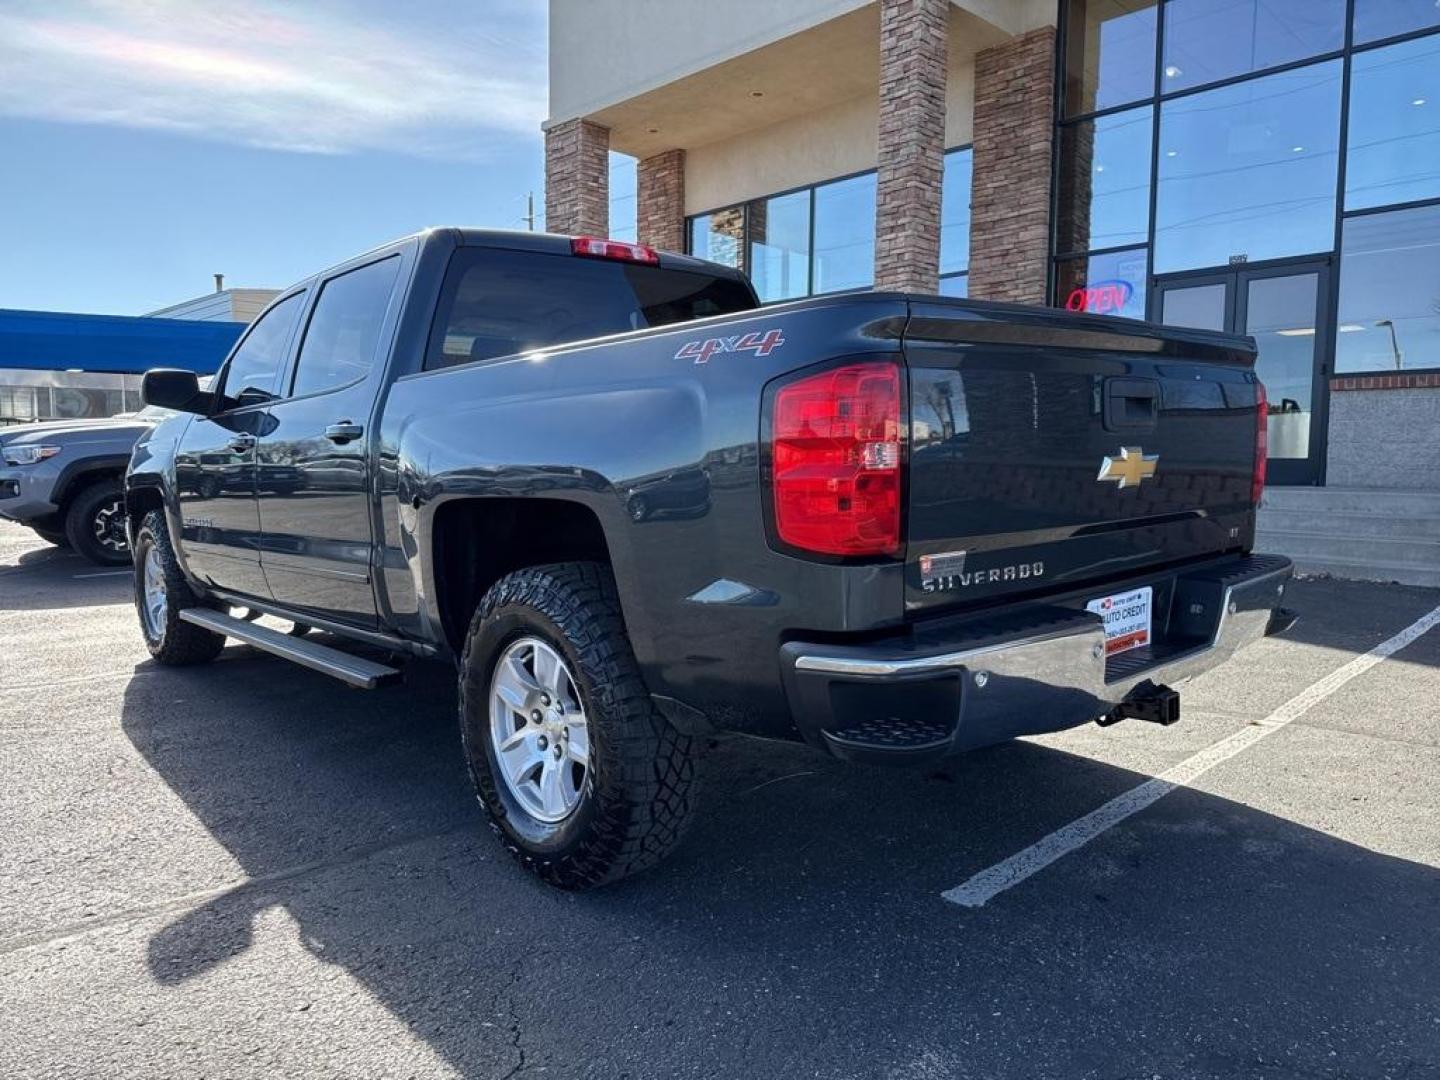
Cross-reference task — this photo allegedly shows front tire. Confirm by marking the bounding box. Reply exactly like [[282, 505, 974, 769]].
[[65, 477, 131, 565], [459, 562, 700, 889], [133, 510, 225, 665]]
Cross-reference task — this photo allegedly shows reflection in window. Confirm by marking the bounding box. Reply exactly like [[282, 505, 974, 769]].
[[813, 173, 876, 294], [1162, 0, 1344, 93], [689, 210, 744, 271], [1062, 0, 1158, 116], [1335, 204, 1440, 373], [746, 190, 810, 302], [1345, 35, 1440, 210], [1154, 61, 1342, 273], [1056, 106, 1153, 254], [1055, 247, 1149, 319], [940, 148, 973, 276], [1352, 0, 1440, 44]]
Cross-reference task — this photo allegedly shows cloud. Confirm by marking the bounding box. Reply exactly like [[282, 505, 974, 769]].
[[0, 0, 548, 160]]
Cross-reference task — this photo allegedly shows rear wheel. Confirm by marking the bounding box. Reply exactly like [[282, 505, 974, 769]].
[[458, 561, 700, 889], [133, 510, 225, 665], [64, 477, 130, 565]]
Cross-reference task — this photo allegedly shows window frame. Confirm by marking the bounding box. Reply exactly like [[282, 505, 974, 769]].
[[685, 148, 974, 302]]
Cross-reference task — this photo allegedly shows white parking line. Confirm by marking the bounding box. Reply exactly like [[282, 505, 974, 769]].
[[72, 569, 132, 579], [942, 601, 1440, 909]]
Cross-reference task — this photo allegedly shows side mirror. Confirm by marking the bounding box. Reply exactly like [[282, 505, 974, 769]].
[[141, 369, 207, 414]]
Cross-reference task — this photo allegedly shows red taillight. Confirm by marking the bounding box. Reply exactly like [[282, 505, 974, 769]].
[[570, 236, 660, 265], [771, 361, 902, 557], [1252, 381, 1268, 505]]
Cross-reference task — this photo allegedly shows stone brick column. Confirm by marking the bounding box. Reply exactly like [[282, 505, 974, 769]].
[[967, 27, 1057, 304], [873, 0, 948, 293], [544, 119, 609, 236], [637, 149, 686, 252]]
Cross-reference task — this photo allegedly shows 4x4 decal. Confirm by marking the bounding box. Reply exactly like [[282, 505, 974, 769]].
[[675, 329, 785, 365]]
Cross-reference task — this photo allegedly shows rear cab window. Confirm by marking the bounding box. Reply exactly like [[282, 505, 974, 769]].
[[425, 249, 755, 370]]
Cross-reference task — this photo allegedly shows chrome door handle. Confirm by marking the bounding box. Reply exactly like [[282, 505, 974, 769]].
[[324, 421, 364, 444], [228, 433, 257, 452]]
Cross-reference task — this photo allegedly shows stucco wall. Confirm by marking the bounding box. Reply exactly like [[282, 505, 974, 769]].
[[685, 96, 877, 213], [1325, 388, 1440, 490], [683, 54, 975, 214], [549, 0, 870, 122]]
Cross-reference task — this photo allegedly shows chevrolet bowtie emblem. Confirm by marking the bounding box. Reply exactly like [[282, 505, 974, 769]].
[[1097, 446, 1159, 489]]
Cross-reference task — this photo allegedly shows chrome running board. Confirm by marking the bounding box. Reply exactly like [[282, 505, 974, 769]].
[[178, 608, 402, 689]]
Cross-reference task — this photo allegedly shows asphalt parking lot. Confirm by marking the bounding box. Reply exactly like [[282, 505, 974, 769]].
[[2, 518, 1438, 1080]]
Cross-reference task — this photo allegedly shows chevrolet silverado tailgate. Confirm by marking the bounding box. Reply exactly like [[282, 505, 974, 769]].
[[902, 299, 1262, 617]]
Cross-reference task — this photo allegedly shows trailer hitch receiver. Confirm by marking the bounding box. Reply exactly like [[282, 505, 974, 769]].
[[1098, 680, 1181, 727]]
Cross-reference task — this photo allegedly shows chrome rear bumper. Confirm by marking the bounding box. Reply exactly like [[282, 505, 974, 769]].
[[780, 555, 1294, 762]]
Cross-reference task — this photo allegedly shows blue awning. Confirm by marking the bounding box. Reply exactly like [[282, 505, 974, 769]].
[[0, 308, 242, 375]]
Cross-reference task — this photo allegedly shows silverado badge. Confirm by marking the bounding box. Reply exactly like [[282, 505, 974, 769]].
[[1097, 446, 1159, 489]]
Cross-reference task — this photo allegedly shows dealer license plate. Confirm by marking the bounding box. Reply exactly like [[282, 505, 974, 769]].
[[1085, 586, 1153, 656]]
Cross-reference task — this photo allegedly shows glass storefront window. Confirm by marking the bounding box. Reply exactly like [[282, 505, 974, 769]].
[[1162, 0, 1344, 93], [938, 274, 968, 298], [1345, 35, 1440, 210], [1160, 281, 1227, 329], [747, 190, 811, 302], [689, 208, 745, 271], [940, 148, 973, 276], [1055, 247, 1149, 319], [1245, 272, 1320, 459], [1056, 106, 1153, 254], [1335, 204, 1440, 373], [608, 154, 637, 244], [1062, 0, 1158, 116], [1352, 0, 1440, 45], [1154, 61, 1342, 273], [812, 173, 876, 294]]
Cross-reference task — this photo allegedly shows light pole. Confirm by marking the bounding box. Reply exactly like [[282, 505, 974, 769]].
[[1375, 319, 1403, 369]]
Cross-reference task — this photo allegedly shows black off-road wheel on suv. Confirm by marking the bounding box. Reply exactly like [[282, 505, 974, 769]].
[[64, 477, 131, 566], [459, 562, 700, 889], [133, 509, 225, 666]]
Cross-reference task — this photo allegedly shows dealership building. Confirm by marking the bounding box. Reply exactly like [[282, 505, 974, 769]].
[[545, 0, 1440, 583]]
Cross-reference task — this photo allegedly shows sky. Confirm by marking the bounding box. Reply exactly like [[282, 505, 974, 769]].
[[0, 0, 590, 316]]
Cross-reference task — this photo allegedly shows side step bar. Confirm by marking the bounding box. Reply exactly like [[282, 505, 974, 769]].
[[179, 608, 402, 689]]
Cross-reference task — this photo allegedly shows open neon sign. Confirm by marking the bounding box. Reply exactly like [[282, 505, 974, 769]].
[[1066, 279, 1133, 315]]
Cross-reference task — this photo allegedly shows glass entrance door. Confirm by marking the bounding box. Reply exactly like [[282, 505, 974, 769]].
[[1154, 262, 1331, 485]]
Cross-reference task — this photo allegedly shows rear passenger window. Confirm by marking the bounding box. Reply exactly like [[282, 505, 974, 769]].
[[425, 248, 755, 369], [218, 291, 305, 404], [290, 256, 402, 398]]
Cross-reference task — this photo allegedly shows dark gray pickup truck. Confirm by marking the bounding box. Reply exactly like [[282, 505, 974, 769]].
[[127, 228, 1294, 888]]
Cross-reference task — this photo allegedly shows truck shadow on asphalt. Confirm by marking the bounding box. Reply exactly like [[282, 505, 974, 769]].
[[0, 546, 134, 611], [117, 627, 1440, 1078]]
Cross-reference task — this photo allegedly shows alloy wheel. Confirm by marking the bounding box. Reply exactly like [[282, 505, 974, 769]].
[[488, 636, 591, 824], [141, 541, 167, 640], [93, 498, 129, 554]]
